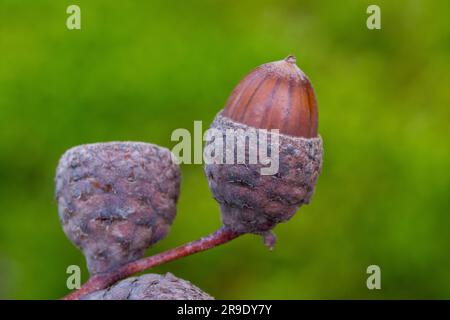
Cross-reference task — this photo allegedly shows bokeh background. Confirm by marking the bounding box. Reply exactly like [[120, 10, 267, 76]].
[[0, 0, 449, 299]]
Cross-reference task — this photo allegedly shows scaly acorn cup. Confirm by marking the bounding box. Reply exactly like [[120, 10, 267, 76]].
[[204, 56, 323, 247], [81, 273, 213, 300], [55, 142, 180, 274]]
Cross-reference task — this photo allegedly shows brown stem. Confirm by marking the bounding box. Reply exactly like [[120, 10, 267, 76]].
[[62, 227, 242, 300]]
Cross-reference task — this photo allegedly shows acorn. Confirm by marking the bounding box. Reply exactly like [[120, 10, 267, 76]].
[[81, 273, 213, 300], [55, 142, 180, 274], [204, 56, 323, 247]]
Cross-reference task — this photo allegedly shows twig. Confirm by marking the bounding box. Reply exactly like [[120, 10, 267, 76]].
[[62, 227, 242, 300]]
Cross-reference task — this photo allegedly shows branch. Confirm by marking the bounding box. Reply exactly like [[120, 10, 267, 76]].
[[63, 227, 242, 300]]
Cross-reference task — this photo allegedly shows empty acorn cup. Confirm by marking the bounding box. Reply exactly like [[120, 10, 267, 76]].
[[55, 142, 180, 274], [204, 56, 323, 247]]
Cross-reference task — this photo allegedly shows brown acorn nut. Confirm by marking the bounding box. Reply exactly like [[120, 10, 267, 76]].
[[204, 56, 323, 244], [81, 273, 213, 300], [55, 142, 180, 274]]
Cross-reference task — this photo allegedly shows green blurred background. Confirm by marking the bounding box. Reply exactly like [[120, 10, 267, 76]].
[[0, 0, 449, 299]]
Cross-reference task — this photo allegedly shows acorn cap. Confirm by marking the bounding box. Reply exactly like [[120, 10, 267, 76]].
[[205, 114, 323, 236], [81, 273, 213, 300], [222, 55, 318, 138]]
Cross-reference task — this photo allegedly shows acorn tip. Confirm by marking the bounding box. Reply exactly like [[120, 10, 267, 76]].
[[285, 55, 297, 64]]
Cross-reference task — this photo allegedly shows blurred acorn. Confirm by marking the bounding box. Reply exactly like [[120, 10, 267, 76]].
[[81, 273, 213, 300], [204, 56, 323, 247], [55, 142, 180, 274]]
